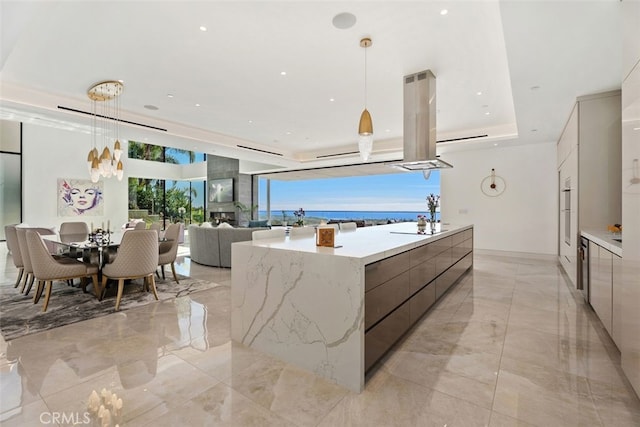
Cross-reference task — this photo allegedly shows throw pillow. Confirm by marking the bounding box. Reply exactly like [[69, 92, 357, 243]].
[[217, 222, 233, 228], [200, 222, 213, 228]]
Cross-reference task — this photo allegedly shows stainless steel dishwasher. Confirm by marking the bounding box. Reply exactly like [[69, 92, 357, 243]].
[[578, 236, 589, 303]]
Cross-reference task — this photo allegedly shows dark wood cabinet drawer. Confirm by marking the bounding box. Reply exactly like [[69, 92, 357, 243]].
[[409, 258, 436, 294], [365, 251, 411, 292], [365, 271, 410, 330], [410, 281, 436, 324], [451, 230, 465, 246], [410, 243, 435, 267], [435, 247, 452, 276], [365, 300, 411, 372]]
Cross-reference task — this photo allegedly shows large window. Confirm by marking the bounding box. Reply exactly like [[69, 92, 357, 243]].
[[127, 141, 205, 226], [258, 171, 441, 226]]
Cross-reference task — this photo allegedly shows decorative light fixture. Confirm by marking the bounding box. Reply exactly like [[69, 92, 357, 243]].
[[87, 80, 125, 182], [358, 37, 373, 162]]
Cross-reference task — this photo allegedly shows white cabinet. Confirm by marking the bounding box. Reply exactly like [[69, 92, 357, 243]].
[[612, 254, 623, 347], [589, 241, 612, 335]]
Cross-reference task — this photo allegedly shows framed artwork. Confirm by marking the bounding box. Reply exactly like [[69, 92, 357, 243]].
[[57, 178, 104, 216], [208, 178, 233, 203]]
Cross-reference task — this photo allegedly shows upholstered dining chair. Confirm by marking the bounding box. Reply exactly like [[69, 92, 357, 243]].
[[15, 228, 36, 294], [289, 226, 316, 238], [5, 225, 24, 288], [4, 224, 17, 255], [158, 223, 180, 284], [339, 222, 357, 231], [149, 222, 162, 236], [101, 230, 159, 311], [59, 221, 89, 243], [252, 228, 286, 240], [26, 230, 99, 312], [134, 221, 147, 230]]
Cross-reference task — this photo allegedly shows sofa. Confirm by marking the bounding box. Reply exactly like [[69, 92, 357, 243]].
[[188, 224, 268, 268]]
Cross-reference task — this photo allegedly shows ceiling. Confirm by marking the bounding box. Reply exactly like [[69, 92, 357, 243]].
[[0, 1, 623, 178]]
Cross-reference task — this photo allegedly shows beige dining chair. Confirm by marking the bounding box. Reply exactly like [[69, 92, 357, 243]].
[[4, 225, 24, 288], [101, 230, 159, 311], [158, 223, 180, 284], [289, 226, 315, 238], [59, 221, 89, 243], [252, 228, 286, 240], [149, 222, 162, 234], [134, 222, 147, 230], [26, 230, 100, 312], [15, 228, 37, 294], [339, 222, 357, 231]]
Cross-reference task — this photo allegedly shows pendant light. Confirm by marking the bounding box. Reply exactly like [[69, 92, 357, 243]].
[[358, 37, 373, 162], [87, 80, 125, 182]]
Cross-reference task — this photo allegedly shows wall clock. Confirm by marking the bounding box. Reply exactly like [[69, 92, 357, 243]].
[[480, 168, 506, 197]]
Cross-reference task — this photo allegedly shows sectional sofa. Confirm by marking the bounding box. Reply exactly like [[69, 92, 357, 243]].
[[188, 224, 268, 268]]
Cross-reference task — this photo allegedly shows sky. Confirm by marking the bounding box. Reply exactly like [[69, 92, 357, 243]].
[[259, 170, 441, 212]]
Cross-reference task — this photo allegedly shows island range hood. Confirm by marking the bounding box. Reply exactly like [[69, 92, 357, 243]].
[[391, 70, 453, 171]]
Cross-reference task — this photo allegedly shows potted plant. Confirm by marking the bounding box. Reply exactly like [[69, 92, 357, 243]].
[[233, 201, 258, 226], [293, 208, 305, 226]]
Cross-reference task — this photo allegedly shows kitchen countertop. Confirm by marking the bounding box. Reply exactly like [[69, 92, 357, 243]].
[[581, 228, 623, 257], [234, 222, 473, 265]]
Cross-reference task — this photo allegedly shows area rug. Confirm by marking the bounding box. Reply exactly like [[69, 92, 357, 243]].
[[0, 274, 218, 341]]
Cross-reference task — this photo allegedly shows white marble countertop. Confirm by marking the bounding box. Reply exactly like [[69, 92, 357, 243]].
[[581, 228, 623, 257], [234, 222, 473, 264]]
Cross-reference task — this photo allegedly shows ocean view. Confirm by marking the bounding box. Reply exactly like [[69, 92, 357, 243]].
[[259, 210, 441, 223]]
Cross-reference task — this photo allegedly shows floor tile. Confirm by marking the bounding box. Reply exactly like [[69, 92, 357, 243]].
[[1, 245, 639, 426]]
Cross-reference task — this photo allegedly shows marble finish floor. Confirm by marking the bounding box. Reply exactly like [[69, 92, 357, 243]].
[[1, 246, 639, 426]]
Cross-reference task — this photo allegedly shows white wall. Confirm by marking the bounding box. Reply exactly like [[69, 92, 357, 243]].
[[21, 123, 206, 231], [441, 141, 557, 255], [22, 124, 129, 230]]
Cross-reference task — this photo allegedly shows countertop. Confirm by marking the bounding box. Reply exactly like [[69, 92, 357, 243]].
[[234, 222, 473, 265], [581, 228, 623, 257]]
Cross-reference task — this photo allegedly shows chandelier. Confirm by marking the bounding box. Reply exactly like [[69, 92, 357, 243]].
[[87, 81, 124, 182], [358, 37, 373, 162]]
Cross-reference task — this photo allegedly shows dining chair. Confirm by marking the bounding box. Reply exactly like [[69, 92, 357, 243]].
[[339, 222, 357, 231], [15, 228, 36, 294], [149, 222, 162, 234], [59, 221, 89, 243], [289, 226, 315, 238], [101, 230, 159, 311], [324, 223, 340, 231], [252, 228, 286, 240], [26, 230, 100, 312], [134, 222, 147, 230], [5, 225, 25, 288], [158, 223, 180, 284], [4, 224, 17, 255]]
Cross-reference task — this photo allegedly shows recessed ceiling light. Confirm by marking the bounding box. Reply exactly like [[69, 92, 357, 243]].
[[477, 91, 482, 96], [200, 26, 207, 32], [329, 98, 335, 102], [144, 105, 159, 110], [167, 94, 174, 98], [385, 129, 391, 133], [285, 131, 292, 135], [248, 120, 253, 124], [280, 71, 287, 76], [530, 85, 540, 91], [440, 9, 448, 15], [485, 111, 491, 115], [195, 103, 200, 107], [493, 143, 499, 147], [332, 12, 357, 29]]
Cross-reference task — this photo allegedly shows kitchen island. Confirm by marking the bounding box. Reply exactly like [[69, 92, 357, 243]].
[[231, 222, 473, 392]]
